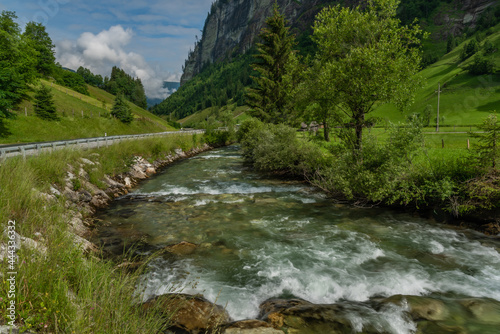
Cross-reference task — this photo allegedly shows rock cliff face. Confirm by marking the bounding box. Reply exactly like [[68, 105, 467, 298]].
[[180, 0, 498, 85], [180, 0, 330, 85]]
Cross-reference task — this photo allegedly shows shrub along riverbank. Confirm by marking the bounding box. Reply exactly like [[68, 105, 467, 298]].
[[0, 132, 226, 333], [237, 118, 500, 234]]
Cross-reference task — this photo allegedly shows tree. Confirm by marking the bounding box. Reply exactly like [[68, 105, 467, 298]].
[[294, 58, 340, 142], [111, 94, 133, 124], [22, 22, 55, 77], [468, 54, 495, 75], [0, 11, 38, 121], [470, 114, 500, 170], [246, 3, 297, 124], [460, 40, 479, 61], [34, 84, 59, 121], [311, 0, 423, 157]]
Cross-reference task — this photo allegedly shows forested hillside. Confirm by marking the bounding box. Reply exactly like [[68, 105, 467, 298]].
[[151, 0, 499, 122], [0, 10, 171, 143]]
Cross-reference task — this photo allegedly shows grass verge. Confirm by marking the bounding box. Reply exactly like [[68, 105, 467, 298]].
[[0, 133, 205, 333]]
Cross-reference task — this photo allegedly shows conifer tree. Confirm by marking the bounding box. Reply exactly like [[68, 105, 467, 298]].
[[246, 3, 296, 124], [471, 114, 500, 169], [34, 84, 59, 121], [111, 94, 133, 124]]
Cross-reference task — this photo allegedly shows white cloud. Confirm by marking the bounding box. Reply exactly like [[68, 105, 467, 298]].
[[55, 25, 179, 100]]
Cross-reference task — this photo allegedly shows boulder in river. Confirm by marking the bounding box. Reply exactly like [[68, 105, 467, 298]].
[[223, 320, 284, 334], [143, 293, 232, 333], [459, 298, 500, 325], [258, 298, 366, 334], [381, 295, 450, 321], [164, 241, 197, 255]]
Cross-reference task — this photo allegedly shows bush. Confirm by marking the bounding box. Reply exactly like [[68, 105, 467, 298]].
[[468, 54, 495, 75], [460, 40, 479, 61], [111, 94, 133, 124]]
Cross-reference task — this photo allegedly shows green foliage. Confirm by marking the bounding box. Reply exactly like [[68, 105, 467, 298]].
[[22, 22, 56, 77], [246, 3, 297, 124], [53, 66, 89, 95], [397, 0, 443, 25], [201, 116, 234, 146], [476, 6, 500, 32], [460, 39, 480, 61], [77, 66, 104, 88], [152, 53, 254, 119], [309, 0, 424, 154], [470, 114, 500, 169], [468, 54, 495, 75], [111, 94, 133, 124], [104, 66, 147, 109], [0, 136, 198, 333], [0, 11, 38, 120], [34, 84, 59, 121], [447, 34, 456, 53]]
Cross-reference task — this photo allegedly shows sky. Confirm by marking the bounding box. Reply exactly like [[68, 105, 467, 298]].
[[0, 0, 214, 99]]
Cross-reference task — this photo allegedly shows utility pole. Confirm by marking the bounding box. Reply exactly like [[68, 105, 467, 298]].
[[436, 83, 441, 132]]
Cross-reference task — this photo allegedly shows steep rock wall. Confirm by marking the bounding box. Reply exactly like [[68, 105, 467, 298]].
[[181, 0, 329, 85], [180, 0, 498, 85]]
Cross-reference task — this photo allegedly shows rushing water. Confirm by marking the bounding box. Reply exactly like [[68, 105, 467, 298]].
[[96, 146, 500, 332]]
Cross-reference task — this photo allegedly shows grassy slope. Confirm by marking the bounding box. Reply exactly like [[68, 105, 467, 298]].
[[177, 18, 500, 130], [179, 104, 251, 127], [1, 80, 175, 144], [372, 24, 500, 126]]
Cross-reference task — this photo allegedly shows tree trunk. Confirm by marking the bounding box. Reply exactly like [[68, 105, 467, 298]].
[[354, 112, 364, 161], [323, 120, 330, 142]]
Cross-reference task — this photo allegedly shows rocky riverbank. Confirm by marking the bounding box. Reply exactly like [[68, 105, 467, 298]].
[[39, 144, 212, 255], [141, 291, 500, 334]]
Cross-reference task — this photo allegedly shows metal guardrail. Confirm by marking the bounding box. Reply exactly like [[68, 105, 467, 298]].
[[0, 130, 205, 160]]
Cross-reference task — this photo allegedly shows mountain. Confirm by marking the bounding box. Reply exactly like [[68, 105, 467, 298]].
[[180, 0, 498, 85], [180, 0, 330, 85]]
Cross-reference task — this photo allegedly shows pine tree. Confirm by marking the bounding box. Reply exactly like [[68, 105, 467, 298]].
[[34, 84, 59, 121], [111, 94, 133, 124], [471, 114, 500, 170], [246, 3, 296, 124]]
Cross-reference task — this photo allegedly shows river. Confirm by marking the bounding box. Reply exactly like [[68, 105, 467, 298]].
[[95, 145, 500, 333]]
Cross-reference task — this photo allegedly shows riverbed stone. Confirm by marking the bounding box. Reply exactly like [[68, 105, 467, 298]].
[[459, 298, 500, 325], [381, 295, 450, 322], [258, 298, 359, 334], [164, 241, 197, 255], [78, 189, 93, 202], [223, 320, 284, 334], [143, 293, 232, 333]]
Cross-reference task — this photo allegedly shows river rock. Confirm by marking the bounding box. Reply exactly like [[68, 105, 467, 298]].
[[78, 189, 93, 202], [68, 217, 88, 237], [258, 298, 359, 334], [381, 295, 450, 321], [164, 241, 197, 255], [459, 298, 500, 325], [223, 320, 284, 334], [143, 293, 232, 333], [63, 187, 79, 202]]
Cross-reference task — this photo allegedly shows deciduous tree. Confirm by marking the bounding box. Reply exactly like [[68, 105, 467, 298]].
[[0, 11, 38, 121], [23, 22, 55, 77], [311, 0, 424, 158]]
